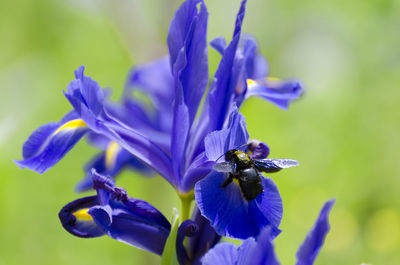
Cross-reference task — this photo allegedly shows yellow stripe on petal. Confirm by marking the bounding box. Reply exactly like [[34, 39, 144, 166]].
[[247, 79, 257, 87], [54, 119, 87, 134], [105, 141, 121, 169], [73, 208, 93, 221], [266, 77, 281, 81]]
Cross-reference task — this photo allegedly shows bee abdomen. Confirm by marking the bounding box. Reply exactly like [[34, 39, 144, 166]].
[[237, 168, 263, 201]]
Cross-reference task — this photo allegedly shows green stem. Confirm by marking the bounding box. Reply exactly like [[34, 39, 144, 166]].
[[179, 191, 194, 222]]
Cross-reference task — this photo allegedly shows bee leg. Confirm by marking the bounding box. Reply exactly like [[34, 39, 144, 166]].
[[220, 174, 234, 188]]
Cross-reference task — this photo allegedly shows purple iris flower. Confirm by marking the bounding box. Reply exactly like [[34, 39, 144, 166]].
[[195, 107, 290, 239], [15, 0, 301, 193], [15, 0, 303, 245], [59, 171, 171, 255], [201, 200, 335, 265]]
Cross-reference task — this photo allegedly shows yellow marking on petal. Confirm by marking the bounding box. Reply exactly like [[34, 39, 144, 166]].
[[105, 141, 121, 169], [54, 119, 87, 134], [73, 208, 93, 221], [266, 77, 281, 81], [247, 79, 257, 87]]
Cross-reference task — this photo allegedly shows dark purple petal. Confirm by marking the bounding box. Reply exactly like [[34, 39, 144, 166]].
[[246, 78, 303, 110], [201, 243, 238, 265], [89, 198, 171, 255], [195, 171, 282, 239], [14, 111, 89, 174], [58, 196, 105, 238], [176, 220, 199, 265], [187, 207, 221, 264], [295, 200, 335, 265], [248, 140, 270, 159]]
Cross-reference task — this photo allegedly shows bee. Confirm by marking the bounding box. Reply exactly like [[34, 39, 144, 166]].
[[213, 148, 299, 201]]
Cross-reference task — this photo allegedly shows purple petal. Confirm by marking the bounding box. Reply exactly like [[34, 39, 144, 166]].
[[58, 196, 105, 238], [295, 200, 335, 265], [63, 66, 175, 184], [89, 198, 171, 255], [167, 0, 209, 123], [238, 227, 280, 265], [246, 78, 303, 110], [176, 220, 199, 265], [210, 36, 227, 55], [187, 207, 221, 263], [195, 171, 282, 239], [248, 140, 270, 159], [201, 227, 280, 265], [14, 111, 89, 174], [125, 57, 174, 112], [201, 243, 238, 265], [241, 35, 269, 79], [187, 0, 247, 160]]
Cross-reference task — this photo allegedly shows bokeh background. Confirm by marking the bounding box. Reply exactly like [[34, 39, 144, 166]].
[[1, 0, 399, 264]]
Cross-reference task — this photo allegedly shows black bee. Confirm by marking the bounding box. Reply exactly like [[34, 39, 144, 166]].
[[213, 149, 299, 201]]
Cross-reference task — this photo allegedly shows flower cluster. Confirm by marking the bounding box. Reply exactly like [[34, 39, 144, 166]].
[[15, 0, 334, 264]]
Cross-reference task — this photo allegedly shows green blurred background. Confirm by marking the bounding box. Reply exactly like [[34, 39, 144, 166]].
[[1, 0, 399, 264]]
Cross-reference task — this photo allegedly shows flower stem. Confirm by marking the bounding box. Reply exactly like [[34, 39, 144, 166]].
[[179, 191, 194, 222]]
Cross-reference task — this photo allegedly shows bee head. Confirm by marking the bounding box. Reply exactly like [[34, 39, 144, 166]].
[[224, 149, 237, 162]]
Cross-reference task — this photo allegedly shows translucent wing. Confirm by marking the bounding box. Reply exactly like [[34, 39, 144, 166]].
[[253, 159, 299, 173], [213, 161, 236, 173]]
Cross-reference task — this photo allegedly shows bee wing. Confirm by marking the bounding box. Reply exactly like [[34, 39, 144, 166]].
[[213, 161, 235, 173], [254, 159, 299, 173]]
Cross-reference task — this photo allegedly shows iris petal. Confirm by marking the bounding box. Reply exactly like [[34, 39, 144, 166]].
[[58, 196, 105, 238], [195, 171, 282, 239], [295, 199, 335, 265], [15, 111, 89, 174], [246, 78, 303, 110], [89, 199, 171, 255], [201, 243, 238, 265]]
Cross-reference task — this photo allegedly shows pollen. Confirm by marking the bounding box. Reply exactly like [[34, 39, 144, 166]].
[[72, 208, 93, 221], [54, 119, 87, 134]]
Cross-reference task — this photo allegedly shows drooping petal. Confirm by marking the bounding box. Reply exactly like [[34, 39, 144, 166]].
[[89, 198, 171, 255], [87, 171, 171, 255], [195, 171, 282, 239], [14, 111, 89, 174], [58, 196, 105, 238], [295, 199, 335, 265], [246, 78, 303, 110]]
